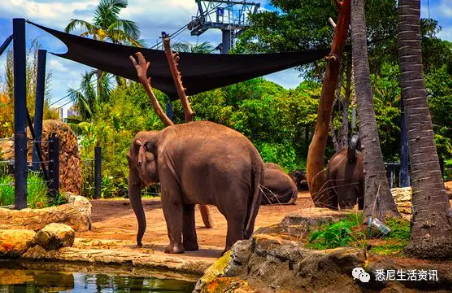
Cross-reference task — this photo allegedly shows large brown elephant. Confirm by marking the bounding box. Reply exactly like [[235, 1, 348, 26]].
[[261, 163, 298, 205], [127, 121, 264, 254], [325, 135, 364, 210]]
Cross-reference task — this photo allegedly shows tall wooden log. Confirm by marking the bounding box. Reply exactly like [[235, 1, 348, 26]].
[[306, 0, 351, 207]]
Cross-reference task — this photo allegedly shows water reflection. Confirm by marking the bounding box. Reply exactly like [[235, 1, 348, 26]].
[[0, 268, 195, 293]]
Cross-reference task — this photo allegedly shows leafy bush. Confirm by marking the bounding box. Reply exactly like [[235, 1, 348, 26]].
[[308, 213, 365, 249], [308, 213, 411, 255], [0, 173, 49, 208], [0, 175, 14, 206]]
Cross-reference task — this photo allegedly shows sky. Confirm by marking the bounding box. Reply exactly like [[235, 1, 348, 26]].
[[0, 0, 451, 117]]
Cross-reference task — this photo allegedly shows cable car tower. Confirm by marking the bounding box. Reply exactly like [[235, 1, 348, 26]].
[[188, 0, 260, 54]]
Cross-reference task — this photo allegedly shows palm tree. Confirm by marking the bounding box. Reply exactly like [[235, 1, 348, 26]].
[[398, 0, 452, 258], [65, 0, 143, 94], [172, 41, 215, 53], [350, 0, 400, 219], [67, 71, 113, 121], [65, 0, 142, 46]]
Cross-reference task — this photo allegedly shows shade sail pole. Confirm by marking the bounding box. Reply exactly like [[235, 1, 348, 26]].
[[306, 0, 351, 207], [13, 18, 28, 210]]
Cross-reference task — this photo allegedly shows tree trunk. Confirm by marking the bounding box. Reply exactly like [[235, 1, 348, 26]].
[[306, 0, 351, 207], [398, 0, 452, 258], [351, 0, 400, 219]]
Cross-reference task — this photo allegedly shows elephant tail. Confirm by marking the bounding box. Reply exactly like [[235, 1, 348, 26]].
[[347, 135, 361, 164], [244, 157, 264, 239]]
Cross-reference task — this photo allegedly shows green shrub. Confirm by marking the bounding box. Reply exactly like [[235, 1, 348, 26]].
[[0, 173, 49, 208], [0, 175, 15, 206], [308, 213, 365, 249]]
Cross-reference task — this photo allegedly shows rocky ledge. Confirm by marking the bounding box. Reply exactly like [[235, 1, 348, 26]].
[[195, 208, 452, 293], [0, 193, 91, 232]]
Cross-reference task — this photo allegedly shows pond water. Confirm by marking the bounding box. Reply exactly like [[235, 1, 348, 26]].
[[0, 262, 196, 293]]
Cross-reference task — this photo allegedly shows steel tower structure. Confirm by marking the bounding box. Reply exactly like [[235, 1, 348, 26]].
[[188, 0, 260, 54]]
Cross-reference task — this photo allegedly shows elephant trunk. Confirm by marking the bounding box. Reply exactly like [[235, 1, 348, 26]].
[[347, 135, 361, 163], [129, 172, 146, 247]]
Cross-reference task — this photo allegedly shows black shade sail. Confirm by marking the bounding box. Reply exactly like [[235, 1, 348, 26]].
[[29, 21, 330, 100]]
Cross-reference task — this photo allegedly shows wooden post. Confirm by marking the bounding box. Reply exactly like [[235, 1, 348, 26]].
[[306, 0, 351, 207], [13, 18, 28, 210], [48, 135, 60, 202], [94, 146, 102, 199]]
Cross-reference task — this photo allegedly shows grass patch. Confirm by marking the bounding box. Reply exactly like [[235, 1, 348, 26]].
[[307, 212, 411, 256], [0, 173, 55, 208]]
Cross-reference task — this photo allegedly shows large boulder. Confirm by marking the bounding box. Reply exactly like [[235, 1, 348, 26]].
[[0, 229, 36, 258], [0, 120, 82, 194], [196, 227, 452, 293], [34, 223, 75, 250]]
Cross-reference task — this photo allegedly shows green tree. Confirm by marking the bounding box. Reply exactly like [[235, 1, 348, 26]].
[[172, 41, 215, 53], [351, 0, 399, 218], [398, 0, 452, 258], [67, 71, 113, 121], [65, 0, 143, 95]]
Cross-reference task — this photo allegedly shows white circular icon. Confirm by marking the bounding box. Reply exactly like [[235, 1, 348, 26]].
[[352, 267, 371, 283]]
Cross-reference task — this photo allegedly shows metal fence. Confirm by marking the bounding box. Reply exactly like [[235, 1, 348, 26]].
[[0, 138, 59, 207], [80, 155, 161, 199]]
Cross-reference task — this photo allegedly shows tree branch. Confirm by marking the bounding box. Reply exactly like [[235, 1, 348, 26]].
[[129, 52, 174, 127], [163, 37, 195, 123]]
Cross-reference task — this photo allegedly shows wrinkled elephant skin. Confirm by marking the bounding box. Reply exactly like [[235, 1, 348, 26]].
[[127, 121, 264, 254], [326, 148, 364, 210], [261, 163, 298, 205]]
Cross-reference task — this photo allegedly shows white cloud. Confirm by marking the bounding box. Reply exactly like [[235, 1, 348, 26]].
[[0, 0, 97, 29], [438, 26, 452, 41]]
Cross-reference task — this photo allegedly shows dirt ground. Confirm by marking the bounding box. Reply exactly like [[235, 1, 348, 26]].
[[77, 192, 314, 254]]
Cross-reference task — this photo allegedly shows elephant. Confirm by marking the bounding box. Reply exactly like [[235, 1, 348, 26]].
[[289, 169, 309, 191], [325, 135, 364, 210], [261, 163, 298, 205], [127, 121, 264, 254]]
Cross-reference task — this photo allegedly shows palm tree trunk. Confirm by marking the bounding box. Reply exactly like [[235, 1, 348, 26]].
[[398, 0, 452, 258], [306, 0, 351, 207], [351, 0, 400, 219]]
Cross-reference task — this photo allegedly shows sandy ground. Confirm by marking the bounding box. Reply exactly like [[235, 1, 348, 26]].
[[77, 192, 314, 256]]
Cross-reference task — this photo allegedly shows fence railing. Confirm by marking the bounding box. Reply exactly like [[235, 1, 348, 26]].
[[0, 138, 59, 207]]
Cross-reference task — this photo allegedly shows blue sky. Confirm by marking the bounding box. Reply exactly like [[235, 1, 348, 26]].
[[0, 0, 451, 117]]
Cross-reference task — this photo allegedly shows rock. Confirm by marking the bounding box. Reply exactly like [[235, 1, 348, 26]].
[[196, 212, 452, 293], [34, 223, 75, 250], [194, 251, 232, 292], [0, 229, 36, 258], [391, 187, 412, 220], [281, 208, 348, 236], [0, 193, 91, 232], [0, 120, 82, 194]]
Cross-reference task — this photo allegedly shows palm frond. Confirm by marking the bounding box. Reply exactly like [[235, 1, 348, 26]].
[[172, 42, 191, 53], [94, 0, 128, 29], [111, 19, 140, 40], [65, 19, 95, 34]]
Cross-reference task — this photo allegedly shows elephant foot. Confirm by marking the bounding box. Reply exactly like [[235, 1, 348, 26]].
[[183, 242, 199, 251], [164, 243, 185, 254]]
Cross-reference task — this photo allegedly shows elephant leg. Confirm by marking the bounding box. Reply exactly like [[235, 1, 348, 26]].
[[199, 204, 214, 228], [224, 214, 246, 254], [183, 204, 199, 251], [161, 184, 184, 254]]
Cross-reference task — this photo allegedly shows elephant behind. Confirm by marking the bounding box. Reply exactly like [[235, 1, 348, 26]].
[[325, 135, 364, 210], [261, 163, 298, 205], [127, 121, 264, 254]]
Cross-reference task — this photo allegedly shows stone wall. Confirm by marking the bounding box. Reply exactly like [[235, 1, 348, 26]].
[[0, 193, 91, 232]]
